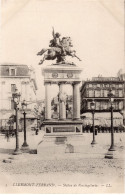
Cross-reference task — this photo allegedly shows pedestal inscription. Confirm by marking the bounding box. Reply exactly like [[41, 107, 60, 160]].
[[53, 126, 75, 133]]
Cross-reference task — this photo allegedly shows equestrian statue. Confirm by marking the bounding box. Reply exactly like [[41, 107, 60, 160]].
[[37, 27, 81, 65]]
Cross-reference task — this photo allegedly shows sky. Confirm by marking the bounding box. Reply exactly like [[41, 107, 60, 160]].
[[0, 0, 124, 99]]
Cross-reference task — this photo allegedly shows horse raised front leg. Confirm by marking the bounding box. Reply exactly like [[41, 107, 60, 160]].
[[75, 55, 82, 61], [38, 54, 48, 65], [69, 50, 82, 61], [71, 53, 81, 61], [39, 57, 45, 65]]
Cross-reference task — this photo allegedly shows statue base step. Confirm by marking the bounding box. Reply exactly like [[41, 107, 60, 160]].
[[37, 134, 84, 156]]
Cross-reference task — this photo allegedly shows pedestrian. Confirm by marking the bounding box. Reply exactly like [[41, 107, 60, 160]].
[[95, 128, 98, 135], [90, 125, 93, 133], [36, 127, 38, 135], [35, 124, 38, 135], [6, 130, 10, 142], [11, 130, 15, 137]]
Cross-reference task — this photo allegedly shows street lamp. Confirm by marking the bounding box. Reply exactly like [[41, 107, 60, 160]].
[[21, 100, 29, 150], [108, 89, 115, 151], [90, 100, 96, 145], [105, 89, 115, 159], [12, 87, 21, 155]]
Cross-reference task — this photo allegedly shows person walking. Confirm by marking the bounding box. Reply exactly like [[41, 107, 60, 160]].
[[6, 130, 10, 142]]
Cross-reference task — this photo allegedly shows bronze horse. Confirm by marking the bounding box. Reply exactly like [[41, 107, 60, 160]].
[[37, 37, 81, 64]]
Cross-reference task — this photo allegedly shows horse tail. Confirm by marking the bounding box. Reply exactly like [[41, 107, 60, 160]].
[[37, 48, 48, 56]]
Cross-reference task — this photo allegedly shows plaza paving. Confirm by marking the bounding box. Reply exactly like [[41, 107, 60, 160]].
[[0, 131, 124, 194]]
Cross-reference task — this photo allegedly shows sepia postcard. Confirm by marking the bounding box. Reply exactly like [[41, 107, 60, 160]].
[[0, 0, 125, 194]]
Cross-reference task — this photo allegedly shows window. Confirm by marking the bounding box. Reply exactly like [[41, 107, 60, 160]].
[[93, 84, 97, 88], [10, 68, 16, 76], [101, 90, 104, 97], [112, 84, 116, 88], [100, 102, 104, 110], [119, 90, 123, 97], [115, 102, 119, 110], [11, 100, 14, 109], [89, 84, 92, 87], [86, 90, 89, 97], [2, 81, 5, 85], [119, 84, 123, 88], [112, 90, 115, 97], [104, 84, 109, 88], [11, 84, 16, 93], [89, 90, 94, 97], [104, 90, 108, 97], [101, 102, 108, 110], [96, 102, 100, 110], [119, 101, 123, 109], [88, 102, 91, 109], [86, 84, 89, 88], [115, 84, 119, 88], [115, 90, 119, 97], [95, 90, 101, 97]]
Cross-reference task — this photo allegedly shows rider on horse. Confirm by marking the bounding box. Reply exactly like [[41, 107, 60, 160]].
[[50, 30, 66, 56], [37, 28, 81, 65]]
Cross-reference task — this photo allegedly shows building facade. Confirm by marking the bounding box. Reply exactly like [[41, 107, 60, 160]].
[[0, 64, 38, 130], [117, 69, 125, 124], [80, 76, 124, 127]]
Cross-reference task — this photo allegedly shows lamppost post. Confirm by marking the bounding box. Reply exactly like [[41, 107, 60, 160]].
[[12, 87, 22, 155], [15, 107, 19, 150], [90, 100, 96, 145], [109, 102, 115, 151], [105, 88, 115, 159], [21, 100, 29, 150]]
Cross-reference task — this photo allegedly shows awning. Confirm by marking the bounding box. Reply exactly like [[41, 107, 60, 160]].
[[81, 112, 123, 126], [0, 112, 14, 120], [81, 112, 123, 119], [0, 111, 37, 120]]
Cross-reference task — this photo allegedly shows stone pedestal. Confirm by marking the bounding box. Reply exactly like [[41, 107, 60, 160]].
[[43, 120, 83, 135], [41, 63, 83, 155]]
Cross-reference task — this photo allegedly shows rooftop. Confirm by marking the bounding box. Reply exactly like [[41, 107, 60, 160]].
[[0, 63, 30, 77]]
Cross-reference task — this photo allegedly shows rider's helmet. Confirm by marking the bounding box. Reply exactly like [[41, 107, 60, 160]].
[[55, 32, 61, 37]]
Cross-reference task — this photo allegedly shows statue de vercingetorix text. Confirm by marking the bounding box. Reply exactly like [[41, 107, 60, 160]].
[[37, 28, 81, 65]]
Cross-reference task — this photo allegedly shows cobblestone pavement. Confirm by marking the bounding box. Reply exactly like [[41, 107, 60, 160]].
[[0, 131, 124, 194]]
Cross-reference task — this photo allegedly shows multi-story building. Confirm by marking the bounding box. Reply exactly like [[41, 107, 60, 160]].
[[80, 76, 124, 127], [0, 63, 38, 130], [117, 69, 125, 124]]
